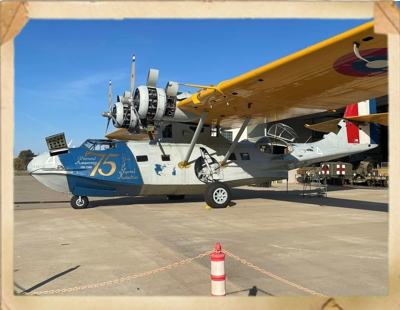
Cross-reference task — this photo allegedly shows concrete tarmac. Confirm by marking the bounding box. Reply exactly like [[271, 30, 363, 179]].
[[12, 176, 388, 297]]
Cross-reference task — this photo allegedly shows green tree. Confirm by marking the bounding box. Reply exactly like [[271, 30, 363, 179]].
[[17, 150, 35, 170], [14, 158, 25, 171]]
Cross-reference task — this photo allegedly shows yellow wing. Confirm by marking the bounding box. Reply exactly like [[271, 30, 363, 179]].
[[305, 112, 388, 133], [177, 21, 387, 128]]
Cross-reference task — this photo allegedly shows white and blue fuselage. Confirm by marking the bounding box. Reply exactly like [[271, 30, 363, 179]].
[[28, 120, 377, 198]]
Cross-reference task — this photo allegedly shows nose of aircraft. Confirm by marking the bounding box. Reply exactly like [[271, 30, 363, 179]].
[[27, 154, 44, 174], [27, 159, 33, 173], [27, 152, 50, 174]]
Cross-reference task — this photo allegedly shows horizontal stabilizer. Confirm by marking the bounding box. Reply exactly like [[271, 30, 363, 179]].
[[305, 112, 388, 133], [305, 118, 341, 133], [346, 113, 388, 126]]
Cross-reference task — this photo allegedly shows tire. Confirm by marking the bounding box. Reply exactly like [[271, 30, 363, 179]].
[[71, 196, 89, 209], [204, 182, 231, 209], [167, 195, 185, 200]]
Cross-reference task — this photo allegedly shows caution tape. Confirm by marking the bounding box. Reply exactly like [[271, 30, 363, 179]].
[[22, 250, 213, 295], [222, 249, 325, 297]]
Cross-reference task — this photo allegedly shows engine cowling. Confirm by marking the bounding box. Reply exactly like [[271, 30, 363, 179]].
[[110, 82, 199, 133], [131, 84, 198, 128]]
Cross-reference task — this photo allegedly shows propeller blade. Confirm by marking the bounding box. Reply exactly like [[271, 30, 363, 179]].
[[108, 80, 112, 112], [106, 118, 111, 134], [146, 69, 159, 87], [130, 54, 136, 97], [133, 107, 144, 129]]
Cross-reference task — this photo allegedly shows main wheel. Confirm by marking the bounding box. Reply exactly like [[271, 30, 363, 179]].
[[205, 182, 231, 208], [71, 196, 89, 209], [167, 195, 185, 200]]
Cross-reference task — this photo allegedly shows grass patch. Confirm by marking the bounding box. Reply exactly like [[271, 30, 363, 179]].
[[14, 171, 30, 176]]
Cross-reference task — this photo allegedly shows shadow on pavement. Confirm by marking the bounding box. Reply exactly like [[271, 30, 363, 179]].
[[226, 285, 274, 296], [15, 185, 387, 213], [85, 186, 387, 213], [231, 187, 388, 212], [19, 265, 80, 294]]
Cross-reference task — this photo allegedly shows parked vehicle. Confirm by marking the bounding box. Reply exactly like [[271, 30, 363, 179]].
[[296, 158, 389, 187], [320, 162, 353, 185]]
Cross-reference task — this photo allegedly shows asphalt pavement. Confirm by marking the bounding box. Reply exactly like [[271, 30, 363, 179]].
[[12, 176, 388, 297]]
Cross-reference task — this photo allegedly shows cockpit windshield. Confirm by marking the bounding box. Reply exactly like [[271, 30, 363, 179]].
[[266, 123, 299, 142], [80, 139, 117, 150]]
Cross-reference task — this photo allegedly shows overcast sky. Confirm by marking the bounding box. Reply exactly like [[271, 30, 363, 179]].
[[14, 18, 375, 157]]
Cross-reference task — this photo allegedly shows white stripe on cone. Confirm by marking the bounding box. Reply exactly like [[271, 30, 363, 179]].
[[212, 280, 226, 296], [211, 261, 225, 276]]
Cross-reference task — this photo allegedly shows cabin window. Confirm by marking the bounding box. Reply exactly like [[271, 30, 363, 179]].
[[228, 153, 236, 160], [161, 155, 170, 161], [136, 155, 148, 162], [240, 153, 250, 160], [221, 131, 233, 142]]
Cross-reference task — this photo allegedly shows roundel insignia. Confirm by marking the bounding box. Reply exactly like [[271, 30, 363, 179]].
[[333, 48, 387, 77]]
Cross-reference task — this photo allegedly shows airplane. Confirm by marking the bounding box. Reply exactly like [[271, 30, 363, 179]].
[[27, 21, 388, 209]]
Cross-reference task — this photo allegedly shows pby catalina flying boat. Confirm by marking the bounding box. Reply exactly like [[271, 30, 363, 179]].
[[28, 21, 388, 209]]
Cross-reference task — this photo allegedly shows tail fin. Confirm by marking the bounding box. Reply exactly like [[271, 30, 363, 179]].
[[343, 99, 379, 145]]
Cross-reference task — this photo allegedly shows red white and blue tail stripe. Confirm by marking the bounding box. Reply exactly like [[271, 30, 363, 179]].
[[344, 99, 379, 145]]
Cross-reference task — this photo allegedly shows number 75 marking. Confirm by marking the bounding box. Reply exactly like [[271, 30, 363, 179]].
[[85, 151, 119, 177]]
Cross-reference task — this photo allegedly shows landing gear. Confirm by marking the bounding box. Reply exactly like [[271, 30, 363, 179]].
[[167, 195, 185, 200], [71, 196, 89, 209], [195, 156, 219, 183], [205, 182, 231, 208]]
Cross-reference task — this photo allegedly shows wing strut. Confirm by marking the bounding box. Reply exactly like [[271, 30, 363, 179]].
[[220, 117, 251, 168], [178, 110, 209, 169]]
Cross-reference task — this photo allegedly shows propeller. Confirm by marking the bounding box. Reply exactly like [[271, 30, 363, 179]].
[[121, 55, 137, 126], [101, 54, 163, 136], [102, 55, 137, 134], [101, 80, 116, 134], [130, 54, 136, 98], [119, 54, 136, 106]]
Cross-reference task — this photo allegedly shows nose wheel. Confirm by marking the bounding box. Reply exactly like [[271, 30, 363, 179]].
[[71, 196, 89, 209]]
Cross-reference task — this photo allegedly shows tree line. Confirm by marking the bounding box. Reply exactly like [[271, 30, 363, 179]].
[[14, 150, 35, 171]]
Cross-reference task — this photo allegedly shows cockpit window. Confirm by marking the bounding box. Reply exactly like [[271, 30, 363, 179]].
[[266, 123, 299, 142], [255, 136, 293, 155], [255, 137, 273, 154], [81, 139, 116, 150]]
